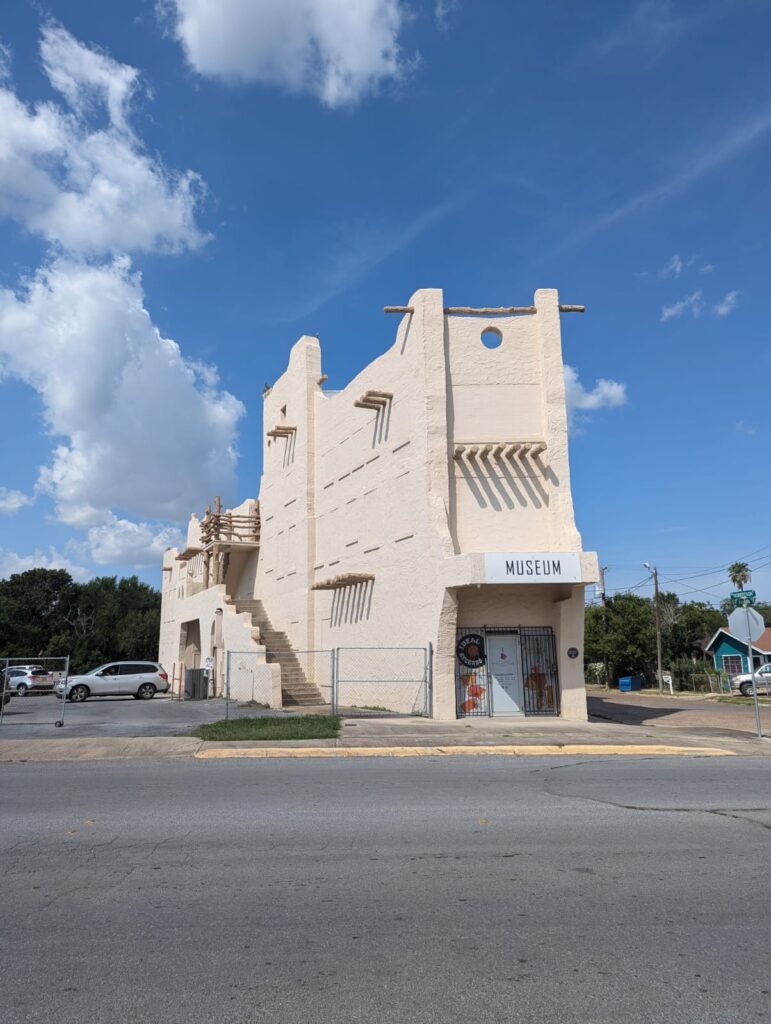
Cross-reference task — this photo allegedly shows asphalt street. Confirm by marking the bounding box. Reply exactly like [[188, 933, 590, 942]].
[[2, 756, 770, 1023]]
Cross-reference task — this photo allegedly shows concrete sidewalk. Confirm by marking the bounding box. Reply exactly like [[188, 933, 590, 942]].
[[0, 714, 768, 762]]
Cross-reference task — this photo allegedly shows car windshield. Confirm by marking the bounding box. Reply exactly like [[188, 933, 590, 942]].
[[86, 664, 111, 675]]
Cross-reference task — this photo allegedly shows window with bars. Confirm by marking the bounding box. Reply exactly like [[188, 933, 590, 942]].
[[722, 655, 743, 676]]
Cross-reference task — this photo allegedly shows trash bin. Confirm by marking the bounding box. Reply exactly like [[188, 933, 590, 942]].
[[618, 675, 642, 692], [184, 668, 209, 700]]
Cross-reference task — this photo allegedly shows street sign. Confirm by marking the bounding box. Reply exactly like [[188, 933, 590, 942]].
[[728, 606, 764, 642], [731, 589, 756, 606]]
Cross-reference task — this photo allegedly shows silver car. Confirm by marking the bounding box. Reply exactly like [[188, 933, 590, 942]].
[[732, 662, 771, 697], [2, 664, 55, 695], [55, 662, 170, 702]]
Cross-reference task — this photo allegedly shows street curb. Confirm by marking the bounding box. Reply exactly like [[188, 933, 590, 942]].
[[195, 743, 734, 759]]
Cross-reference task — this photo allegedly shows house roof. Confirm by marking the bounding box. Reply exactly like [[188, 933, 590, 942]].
[[705, 626, 771, 654]]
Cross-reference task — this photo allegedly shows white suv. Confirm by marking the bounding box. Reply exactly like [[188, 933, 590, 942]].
[[55, 662, 170, 702], [732, 662, 771, 697]]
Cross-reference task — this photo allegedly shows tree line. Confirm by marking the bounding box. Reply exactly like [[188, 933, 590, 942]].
[[0, 568, 161, 674], [585, 591, 770, 683]]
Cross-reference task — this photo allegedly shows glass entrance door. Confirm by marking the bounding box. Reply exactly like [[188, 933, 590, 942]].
[[488, 633, 524, 715]]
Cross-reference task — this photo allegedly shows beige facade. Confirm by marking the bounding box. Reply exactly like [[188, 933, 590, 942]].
[[159, 287, 599, 719]]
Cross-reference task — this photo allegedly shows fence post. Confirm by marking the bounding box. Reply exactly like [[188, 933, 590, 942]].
[[0, 658, 7, 728], [225, 650, 231, 720], [426, 642, 434, 718], [332, 648, 339, 715]]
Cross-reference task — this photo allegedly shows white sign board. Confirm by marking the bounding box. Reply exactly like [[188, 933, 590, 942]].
[[727, 606, 765, 643], [204, 655, 214, 672], [484, 552, 582, 584]]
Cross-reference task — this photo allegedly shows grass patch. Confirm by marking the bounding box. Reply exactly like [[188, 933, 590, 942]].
[[717, 695, 771, 706], [192, 714, 341, 742]]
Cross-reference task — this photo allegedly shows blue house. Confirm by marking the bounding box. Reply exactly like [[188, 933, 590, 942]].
[[705, 627, 771, 676]]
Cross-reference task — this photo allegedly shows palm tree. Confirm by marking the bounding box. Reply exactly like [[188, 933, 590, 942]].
[[728, 561, 751, 590]]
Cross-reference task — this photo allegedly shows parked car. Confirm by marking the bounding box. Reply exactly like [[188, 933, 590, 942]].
[[2, 664, 55, 695], [732, 662, 771, 697], [54, 662, 169, 702]]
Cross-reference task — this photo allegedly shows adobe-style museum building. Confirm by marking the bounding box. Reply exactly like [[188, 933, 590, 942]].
[[159, 288, 599, 719]]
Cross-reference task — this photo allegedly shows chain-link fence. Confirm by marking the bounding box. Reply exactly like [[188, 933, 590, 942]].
[[0, 656, 71, 729], [334, 646, 431, 716]]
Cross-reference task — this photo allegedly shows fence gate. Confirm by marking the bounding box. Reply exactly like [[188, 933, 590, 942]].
[[456, 626, 560, 717], [334, 646, 431, 717], [0, 656, 71, 729]]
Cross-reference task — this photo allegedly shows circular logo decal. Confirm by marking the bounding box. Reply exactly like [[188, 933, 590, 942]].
[[456, 633, 486, 668], [567, 647, 579, 659]]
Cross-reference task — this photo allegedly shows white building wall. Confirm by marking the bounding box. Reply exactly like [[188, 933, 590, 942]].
[[158, 287, 598, 719]]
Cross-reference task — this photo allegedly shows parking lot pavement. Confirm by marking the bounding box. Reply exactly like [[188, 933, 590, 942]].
[[588, 688, 771, 738], [0, 695, 284, 740]]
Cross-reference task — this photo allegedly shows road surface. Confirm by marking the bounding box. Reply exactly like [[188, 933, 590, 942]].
[[2, 756, 770, 1023]]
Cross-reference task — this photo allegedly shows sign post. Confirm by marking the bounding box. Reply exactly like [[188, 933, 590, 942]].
[[730, 591, 763, 739]]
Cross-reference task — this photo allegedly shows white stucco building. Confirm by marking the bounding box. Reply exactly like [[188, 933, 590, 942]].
[[159, 287, 599, 720]]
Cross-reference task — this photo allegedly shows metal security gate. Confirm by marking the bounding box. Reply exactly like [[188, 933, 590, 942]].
[[0, 656, 71, 729], [334, 646, 431, 717], [455, 626, 559, 717]]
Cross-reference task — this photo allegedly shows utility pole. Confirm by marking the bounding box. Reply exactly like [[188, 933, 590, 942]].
[[644, 562, 664, 694], [599, 566, 610, 690]]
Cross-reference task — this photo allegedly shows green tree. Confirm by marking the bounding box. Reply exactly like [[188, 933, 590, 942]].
[[585, 594, 657, 682], [0, 569, 161, 673], [728, 561, 750, 590]]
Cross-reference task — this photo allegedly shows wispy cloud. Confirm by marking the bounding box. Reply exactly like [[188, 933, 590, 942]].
[[714, 289, 740, 316], [435, 0, 460, 32], [279, 196, 460, 322], [658, 253, 684, 279], [566, 106, 771, 249], [700, 263, 715, 273], [595, 1, 687, 64], [661, 290, 703, 322], [736, 420, 756, 437], [0, 488, 32, 515]]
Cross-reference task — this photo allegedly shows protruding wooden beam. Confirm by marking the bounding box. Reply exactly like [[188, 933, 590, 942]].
[[444, 306, 536, 316], [386, 303, 585, 315]]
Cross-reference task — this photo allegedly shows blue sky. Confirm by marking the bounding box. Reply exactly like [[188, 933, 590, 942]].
[[0, 0, 769, 609]]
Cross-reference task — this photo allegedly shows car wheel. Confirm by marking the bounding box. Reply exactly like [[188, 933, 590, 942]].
[[69, 685, 89, 702], [137, 683, 156, 700], [16, 683, 28, 696], [739, 681, 755, 697]]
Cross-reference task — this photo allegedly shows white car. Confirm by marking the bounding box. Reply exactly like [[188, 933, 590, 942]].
[[55, 661, 170, 702], [732, 662, 771, 697]]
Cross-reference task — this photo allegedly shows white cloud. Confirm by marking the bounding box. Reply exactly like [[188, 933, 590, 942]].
[[595, 1, 686, 62], [700, 263, 714, 273], [84, 514, 184, 566], [714, 289, 740, 316], [0, 41, 11, 81], [0, 23, 207, 255], [658, 253, 684, 279], [0, 546, 90, 581], [564, 365, 627, 429], [735, 420, 756, 437], [661, 289, 703, 322], [0, 258, 244, 529], [565, 105, 771, 250], [166, 0, 409, 107], [435, 1, 459, 32], [0, 488, 32, 514]]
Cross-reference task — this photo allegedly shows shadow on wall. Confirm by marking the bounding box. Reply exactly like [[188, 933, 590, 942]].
[[456, 453, 559, 511], [371, 401, 392, 448], [330, 581, 374, 627]]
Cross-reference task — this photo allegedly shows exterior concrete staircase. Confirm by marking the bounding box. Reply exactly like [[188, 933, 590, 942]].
[[232, 598, 324, 707]]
